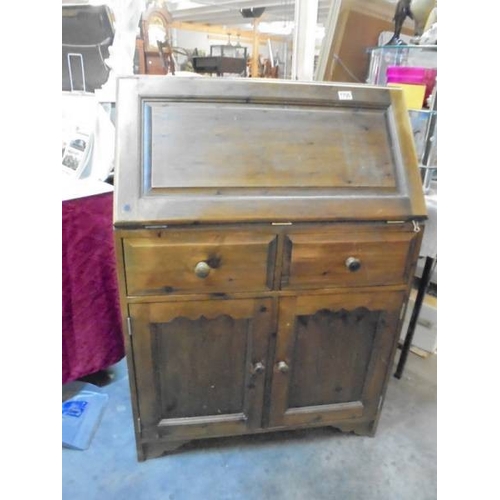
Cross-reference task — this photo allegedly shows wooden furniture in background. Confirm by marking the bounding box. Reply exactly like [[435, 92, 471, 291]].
[[113, 77, 426, 461], [192, 44, 247, 77], [135, 5, 173, 75]]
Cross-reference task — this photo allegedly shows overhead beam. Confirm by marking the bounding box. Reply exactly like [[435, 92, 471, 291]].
[[170, 0, 281, 8], [170, 21, 287, 43], [174, 6, 296, 21], [171, 0, 285, 21], [207, 34, 289, 47], [172, 6, 331, 25], [169, 0, 333, 12]]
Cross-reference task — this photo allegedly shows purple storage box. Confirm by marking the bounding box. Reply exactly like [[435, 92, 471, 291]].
[[387, 66, 437, 100]]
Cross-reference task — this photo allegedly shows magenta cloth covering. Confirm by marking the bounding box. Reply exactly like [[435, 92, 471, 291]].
[[62, 192, 124, 384]]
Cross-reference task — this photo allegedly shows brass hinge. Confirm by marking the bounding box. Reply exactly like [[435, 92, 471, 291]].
[[386, 220, 421, 233], [126, 317, 133, 337], [271, 222, 293, 226], [399, 302, 407, 321]]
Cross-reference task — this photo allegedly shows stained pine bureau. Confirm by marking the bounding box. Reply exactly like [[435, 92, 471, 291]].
[[113, 76, 426, 461]]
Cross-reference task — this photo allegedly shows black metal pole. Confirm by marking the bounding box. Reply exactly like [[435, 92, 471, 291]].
[[394, 256, 436, 379]]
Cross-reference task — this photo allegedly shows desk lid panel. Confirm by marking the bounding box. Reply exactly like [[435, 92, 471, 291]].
[[114, 77, 426, 225]]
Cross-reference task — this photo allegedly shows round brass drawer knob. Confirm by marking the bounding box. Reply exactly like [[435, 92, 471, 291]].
[[194, 261, 211, 278], [277, 361, 289, 373], [345, 257, 361, 272], [251, 362, 265, 375]]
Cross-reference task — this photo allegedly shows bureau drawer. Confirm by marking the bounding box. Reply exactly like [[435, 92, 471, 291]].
[[122, 231, 277, 295], [281, 226, 417, 289]]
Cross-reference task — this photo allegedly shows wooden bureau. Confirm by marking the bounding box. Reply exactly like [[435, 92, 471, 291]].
[[113, 77, 426, 461]]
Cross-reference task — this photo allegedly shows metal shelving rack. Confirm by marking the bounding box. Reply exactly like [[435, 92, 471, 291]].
[[366, 44, 437, 378], [366, 45, 437, 193]]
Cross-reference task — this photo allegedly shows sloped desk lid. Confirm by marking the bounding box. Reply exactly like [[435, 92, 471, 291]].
[[114, 77, 426, 226]]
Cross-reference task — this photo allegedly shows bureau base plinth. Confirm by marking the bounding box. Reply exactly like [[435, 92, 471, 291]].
[[332, 420, 376, 437], [137, 417, 379, 461], [139, 440, 190, 462]]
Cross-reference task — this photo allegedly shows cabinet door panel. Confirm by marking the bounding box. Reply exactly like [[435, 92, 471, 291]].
[[129, 298, 272, 440], [288, 308, 378, 408], [154, 315, 247, 419], [268, 291, 403, 428]]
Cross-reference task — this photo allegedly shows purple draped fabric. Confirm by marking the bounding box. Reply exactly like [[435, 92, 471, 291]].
[[62, 192, 124, 384]]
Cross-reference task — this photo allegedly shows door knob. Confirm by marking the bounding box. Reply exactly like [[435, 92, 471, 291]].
[[194, 261, 211, 278], [277, 361, 289, 373], [251, 362, 265, 375], [345, 257, 361, 272]]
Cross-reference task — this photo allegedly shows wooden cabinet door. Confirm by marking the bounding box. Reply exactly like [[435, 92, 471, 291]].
[[268, 291, 404, 428], [129, 298, 273, 441]]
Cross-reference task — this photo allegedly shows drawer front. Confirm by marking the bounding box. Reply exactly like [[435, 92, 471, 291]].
[[282, 226, 417, 289], [123, 231, 277, 295]]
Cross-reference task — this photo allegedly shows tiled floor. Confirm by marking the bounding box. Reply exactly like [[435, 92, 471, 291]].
[[62, 352, 437, 500]]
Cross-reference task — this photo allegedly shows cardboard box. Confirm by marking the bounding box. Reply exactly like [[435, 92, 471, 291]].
[[388, 82, 426, 110]]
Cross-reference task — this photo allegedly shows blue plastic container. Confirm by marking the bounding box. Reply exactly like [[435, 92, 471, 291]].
[[62, 383, 109, 450]]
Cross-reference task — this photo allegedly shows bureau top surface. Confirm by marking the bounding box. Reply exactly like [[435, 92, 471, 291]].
[[113, 76, 426, 226]]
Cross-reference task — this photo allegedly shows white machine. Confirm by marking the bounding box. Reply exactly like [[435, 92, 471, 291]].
[[62, 92, 115, 181]]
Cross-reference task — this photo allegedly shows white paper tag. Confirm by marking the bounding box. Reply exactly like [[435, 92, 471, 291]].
[[338, 91, 353, 100]]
